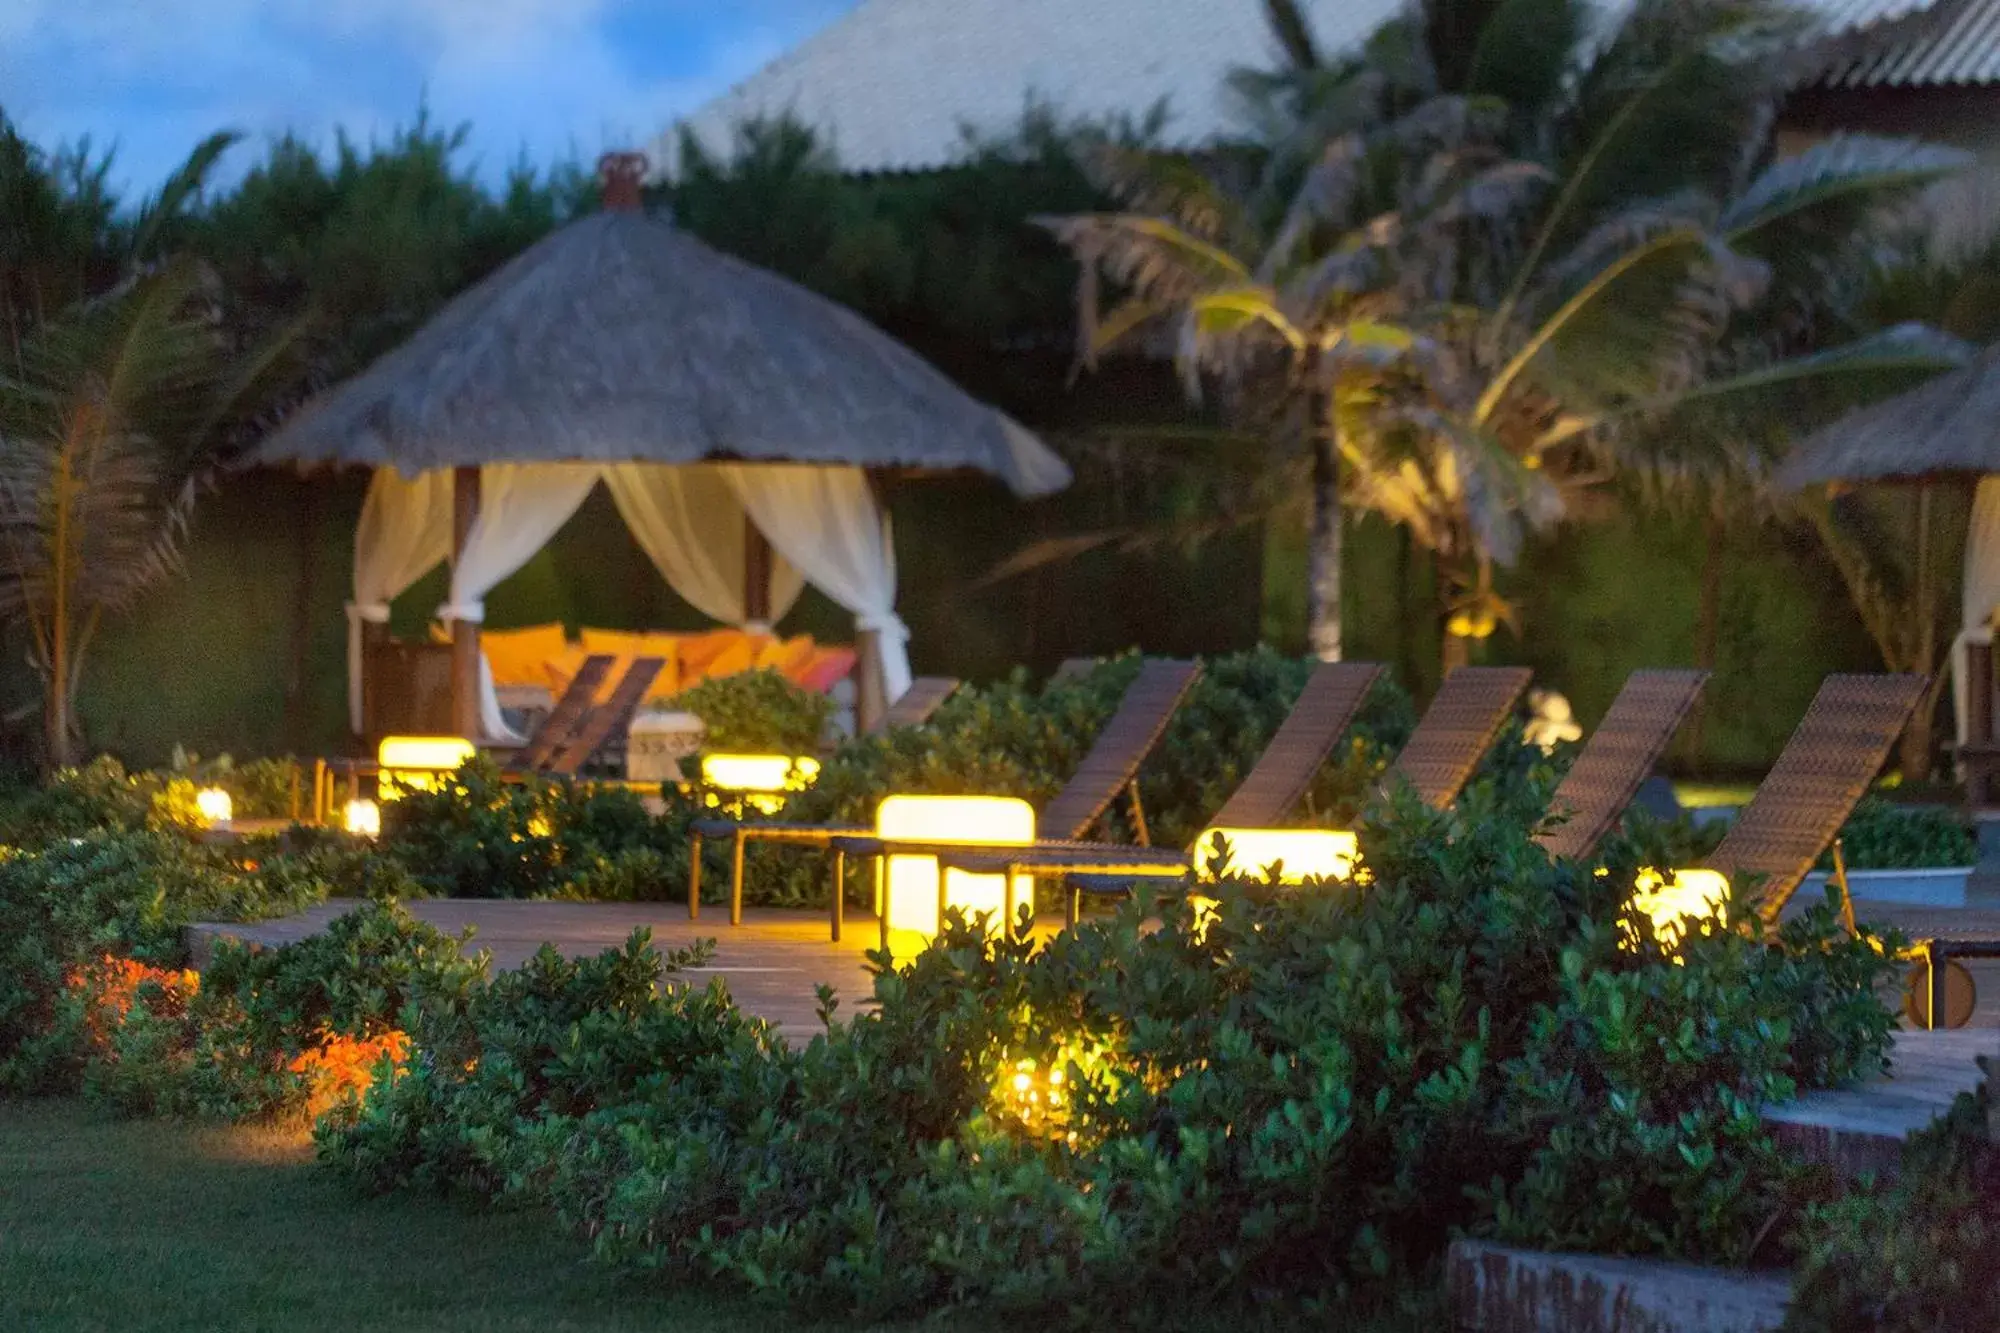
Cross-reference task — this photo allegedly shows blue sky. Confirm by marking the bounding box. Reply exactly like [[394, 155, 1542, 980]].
[[2, 0, 860, 193]]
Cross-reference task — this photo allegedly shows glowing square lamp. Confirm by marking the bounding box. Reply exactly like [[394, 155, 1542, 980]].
[[194, 787, 233, 827], [376, 735, 477, 799], [344, 798, 382, 838], [1630, 867, 1730, 949], [1190, 827, 1358, 883], [875, 795, 1036, 939], [699, 753, 823, 815]]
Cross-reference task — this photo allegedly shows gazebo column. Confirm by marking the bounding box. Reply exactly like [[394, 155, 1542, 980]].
[[450, 466, 481, 739], [743, 519, 773, 627], [851, 469, 890, 734]]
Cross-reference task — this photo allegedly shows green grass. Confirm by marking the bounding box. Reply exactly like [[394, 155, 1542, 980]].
[[0, 1098, 797, 1332]]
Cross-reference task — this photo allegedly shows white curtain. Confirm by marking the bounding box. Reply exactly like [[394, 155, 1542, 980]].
[[602, 464, 803, 627], [347, 468, 454, 732], [1954, 477, 2000, 745], [722, 464, 912, 702], [443, 463, 602, 742]]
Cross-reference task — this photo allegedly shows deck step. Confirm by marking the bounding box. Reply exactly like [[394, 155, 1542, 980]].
[[1446, 1241, 1790, 1332]]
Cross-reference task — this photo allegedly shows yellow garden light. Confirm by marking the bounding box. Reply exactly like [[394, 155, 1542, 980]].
[[343, 798, 382, 839], [194, 787, 234, 827], [376, 735, 477, 799], [1191, 827, 1358, 884], [876, 794, 1034, 940], [1629, 867, 1730, 952], [700, 753, 823, 815]]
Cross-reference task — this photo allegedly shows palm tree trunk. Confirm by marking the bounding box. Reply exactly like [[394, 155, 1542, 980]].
[[1306, 394, 1342, 662]]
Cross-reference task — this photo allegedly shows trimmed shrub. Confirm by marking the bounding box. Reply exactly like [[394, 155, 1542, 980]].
[[669, 667, 832, 754], [1818, 797, 1976, 871]]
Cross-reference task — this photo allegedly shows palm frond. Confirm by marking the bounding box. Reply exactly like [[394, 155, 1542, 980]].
[[1718, 134, 1974, 241], [127, 130, 242, 264]]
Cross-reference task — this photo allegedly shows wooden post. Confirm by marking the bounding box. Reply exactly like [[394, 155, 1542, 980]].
[[743, 518, 773, 626], [854, 627, 886, 735], [450, 466, 481, 740]]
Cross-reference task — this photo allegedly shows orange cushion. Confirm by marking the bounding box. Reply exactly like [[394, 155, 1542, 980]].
[[794, 646, 857, 693], [689, 637, 757, 685], [756, 635, 816, 675], [482, 623, 572, 687]]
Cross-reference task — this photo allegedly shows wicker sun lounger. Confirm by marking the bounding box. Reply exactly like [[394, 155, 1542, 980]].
[[544, 656, 666, 775], [871, 676, 960, 734], [688, 658, 1204, 939], [1535, 669, 1709, 863], [1707, 673, 1928, 927], [512, 654, 617, 771], [902, 662, 1525, 928]]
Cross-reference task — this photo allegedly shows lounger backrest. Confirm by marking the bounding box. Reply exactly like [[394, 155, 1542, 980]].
[[1536, 669, 1709, 863], [872, 676, 960, 734], [1040, 658, 1203, 840], [1210, 662, 1387, 827], [515, 654, 615, 770], [1703, 673, 1928, 923], [548, 657, 667, 775], [1386, 666, 1533, 809]]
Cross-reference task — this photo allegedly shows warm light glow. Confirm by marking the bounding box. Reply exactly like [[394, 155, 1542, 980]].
[[701, 753, 823, 815], [194, 787, 233, 827], [1630, 867, 1730, 951], [876, 794, 1035, 939], [343, 798, 382, 838], [377, 735, 476, 798], [1191, 827, 1358, 883]]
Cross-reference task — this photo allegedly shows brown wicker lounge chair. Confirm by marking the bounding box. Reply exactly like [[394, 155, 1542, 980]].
[[1704, 673, 1928, 926], [1535, 669, 1709, 863], [910, 662, 1525, 927], [689, 658, 1204, 939], [512, 654, 616, 771], [1386, 666, 1534, 808], [871, 676, 960, 734], [543, 656, 666, 775]]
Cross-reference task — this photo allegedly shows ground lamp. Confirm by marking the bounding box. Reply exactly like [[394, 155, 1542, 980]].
[[194, 787, 234, 828], [1628, 868, 1730, 951], [1190, 827, 1358, 883], [376, 735, 477, 799], [700, 753, 823, 815], [876, 795, 1035, 940], [344, 799, 382, 838]]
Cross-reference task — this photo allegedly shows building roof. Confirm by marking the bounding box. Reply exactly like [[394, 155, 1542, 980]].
[[248, 210, 1071, 496], [1814, 0, 2000, 87], [656, 0, 1973, 177]]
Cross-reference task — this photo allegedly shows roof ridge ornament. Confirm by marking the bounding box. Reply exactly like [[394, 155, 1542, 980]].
[[597, 151, 649, 212]]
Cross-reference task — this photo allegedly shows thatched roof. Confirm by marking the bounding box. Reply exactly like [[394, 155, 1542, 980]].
[[247, 210, 1072, 498], [1778, 341, 2000, 490]]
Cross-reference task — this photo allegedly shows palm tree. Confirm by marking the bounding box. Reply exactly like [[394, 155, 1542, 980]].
[[0, 121, 295, 768], [1043, 0, 1970, 673]]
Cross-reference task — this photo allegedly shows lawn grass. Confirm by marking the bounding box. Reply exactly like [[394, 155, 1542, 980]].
[[0, 1098, 793, 1332]]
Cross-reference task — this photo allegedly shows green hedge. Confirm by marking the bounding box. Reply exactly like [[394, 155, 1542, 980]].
[[321, 793, 1899, 1324]]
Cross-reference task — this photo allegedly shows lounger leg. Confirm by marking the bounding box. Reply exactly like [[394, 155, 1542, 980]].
[[1928, 944, 1949, 1032], [1127, 781, 1151, 848], [936, 860, 950, 937], [1067, 880, 1080, 930], [688, 830, 703, 921], [730, 830, 745, 927], [831, 847, 845, 944], [878, 857, 891, 956], [1832, 838, 1858, 937]]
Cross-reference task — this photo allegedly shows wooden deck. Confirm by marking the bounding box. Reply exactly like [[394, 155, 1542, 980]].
[[188, 900, 890, 1045]]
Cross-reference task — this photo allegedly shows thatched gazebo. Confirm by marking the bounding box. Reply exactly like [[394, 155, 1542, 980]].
[[1778, 340, 2000, 750], [249, 154, 1070, 742]]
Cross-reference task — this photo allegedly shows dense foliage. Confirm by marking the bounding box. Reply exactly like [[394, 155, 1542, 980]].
[[323, 794, 1899, 1324], [666, 668, 832, 755], [1786, 1064, 2000, 1331], [1817, 796, 1976, 871]]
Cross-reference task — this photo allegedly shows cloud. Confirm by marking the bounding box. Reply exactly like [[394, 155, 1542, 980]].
[[0, 0, 852, 192]]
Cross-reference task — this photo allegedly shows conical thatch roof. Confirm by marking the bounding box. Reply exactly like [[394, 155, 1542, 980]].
[[1777, 341, 2000, 490], [248, 210, 1072, 497]]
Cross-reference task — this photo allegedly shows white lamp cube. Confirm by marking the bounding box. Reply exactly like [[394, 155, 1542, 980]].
[[876, 794, 1035, 939]]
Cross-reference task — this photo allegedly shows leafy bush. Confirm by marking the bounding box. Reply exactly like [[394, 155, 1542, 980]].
[[1786, 1064, 2000, 1331], [74, 901, 476, 1120], [1820, 797, 1976, 871], [323, 794, 1899, 1324], [669, 667, 832, 754], [0, 829, 333, 1095], [378, 757, 680, 899], [0, 754, 312, 848]]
